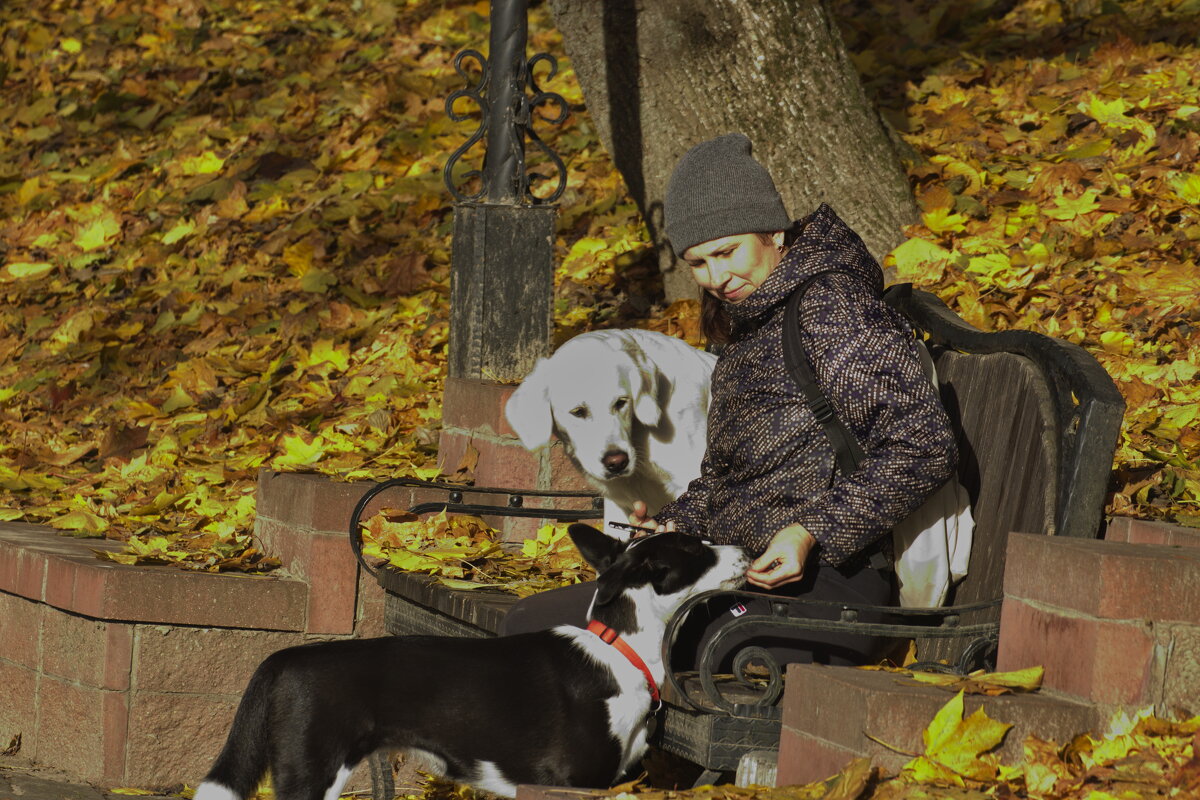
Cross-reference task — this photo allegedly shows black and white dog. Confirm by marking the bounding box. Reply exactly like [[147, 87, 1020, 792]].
[[194, 525, 748, 800]]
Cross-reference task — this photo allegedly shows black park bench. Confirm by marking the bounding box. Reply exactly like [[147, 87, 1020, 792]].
[[348, 285, 1124, 795]]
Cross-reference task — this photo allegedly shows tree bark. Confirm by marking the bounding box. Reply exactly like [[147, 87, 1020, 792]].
[[549, 0, 919, 301]]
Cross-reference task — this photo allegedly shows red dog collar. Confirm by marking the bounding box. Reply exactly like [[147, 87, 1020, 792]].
[[586, 620, 661, 705]]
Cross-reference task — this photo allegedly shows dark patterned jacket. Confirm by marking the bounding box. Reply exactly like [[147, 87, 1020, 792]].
[[654, 204, 958, 567]]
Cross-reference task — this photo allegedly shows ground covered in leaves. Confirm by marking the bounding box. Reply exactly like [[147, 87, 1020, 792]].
[[0, 0, 642, 569], [845, 0, 1200, 525], [602, 698, 1200, 800], [109, 689, 1198, 800], [1, 0, 1198, 573]]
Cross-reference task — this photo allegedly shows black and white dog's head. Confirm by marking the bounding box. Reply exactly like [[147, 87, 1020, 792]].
[[568, 524, 748, 633]]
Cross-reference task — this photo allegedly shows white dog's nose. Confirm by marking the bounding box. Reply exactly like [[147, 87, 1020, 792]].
[[602, 451, 630, 475]]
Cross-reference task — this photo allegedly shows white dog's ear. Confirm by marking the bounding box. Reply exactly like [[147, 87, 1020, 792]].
[[624, 342, 663, 427], [634, 390, 660, 427], [505, 359, 555, 449]]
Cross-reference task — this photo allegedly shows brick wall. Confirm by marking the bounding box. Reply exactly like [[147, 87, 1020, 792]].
[[1105, 515, 1200, 548], [438, 377, 596, 541], [776, 662, 1103, 786], [0, 521, 317, 787], [997, 530, 1200, 710], [778, 518, 1200, 787]]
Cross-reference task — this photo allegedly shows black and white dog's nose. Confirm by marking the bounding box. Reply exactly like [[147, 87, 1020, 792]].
[[602, 451, 629, 475]]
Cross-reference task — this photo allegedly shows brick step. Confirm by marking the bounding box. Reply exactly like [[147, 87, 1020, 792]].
[[999, 531, 1200, 709], [0, 521, 310, 787], [776, 663, 1105, 786], [1106, 515, 1200, 548], [0, 521, 308, 630]]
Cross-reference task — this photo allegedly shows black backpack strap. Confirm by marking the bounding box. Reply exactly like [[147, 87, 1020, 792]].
[[880, 281, 913, 309], [782, 270, 868, 476]]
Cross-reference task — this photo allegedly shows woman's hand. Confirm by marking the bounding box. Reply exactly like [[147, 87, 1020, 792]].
[[628, 500, 676, 537], [746, 524, 816, 589]]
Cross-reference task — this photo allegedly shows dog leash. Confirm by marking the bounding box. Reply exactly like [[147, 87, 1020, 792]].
[[586, 620, 662, 709]]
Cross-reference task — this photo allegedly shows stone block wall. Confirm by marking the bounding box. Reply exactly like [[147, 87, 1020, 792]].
[[776, 663, 1103, 786], [0, 468, 447, 789], [1105, 515, 1200, 548]]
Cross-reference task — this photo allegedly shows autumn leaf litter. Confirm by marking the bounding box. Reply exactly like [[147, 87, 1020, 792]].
[[3, 0, 1200, 792]]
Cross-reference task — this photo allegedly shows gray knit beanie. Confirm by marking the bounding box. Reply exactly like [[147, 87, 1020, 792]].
[[663, 133, 790, 257]]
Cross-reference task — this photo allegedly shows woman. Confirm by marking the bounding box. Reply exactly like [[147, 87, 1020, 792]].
[[504, 133, 957, 668]]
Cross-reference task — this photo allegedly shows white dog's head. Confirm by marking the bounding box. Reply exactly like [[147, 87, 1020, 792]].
[[505, 331, 663, 484]]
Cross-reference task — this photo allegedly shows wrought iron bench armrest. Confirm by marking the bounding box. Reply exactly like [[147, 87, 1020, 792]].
[[661, 589, 1001, 714]]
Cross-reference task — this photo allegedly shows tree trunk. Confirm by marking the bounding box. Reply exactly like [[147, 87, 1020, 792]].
[[549, 0, 920, 301]]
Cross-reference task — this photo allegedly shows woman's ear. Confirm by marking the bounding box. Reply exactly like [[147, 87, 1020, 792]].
[[772, 231, 786, 250]]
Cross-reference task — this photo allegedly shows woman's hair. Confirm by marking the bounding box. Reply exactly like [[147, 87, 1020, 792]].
[[697, 231, 786, 347], [700, 291, 733, 347]]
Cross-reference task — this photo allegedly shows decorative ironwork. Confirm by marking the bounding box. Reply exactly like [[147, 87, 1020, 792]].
[[518, 52, 568, 203], [443, 49, 489, 203], [661, 589, 1003, 715], [347, 477, 601, 582], [443, 0, 568, 204]]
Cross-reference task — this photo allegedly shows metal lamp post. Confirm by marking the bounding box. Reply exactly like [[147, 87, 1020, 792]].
[[443, 0, 567, 383]]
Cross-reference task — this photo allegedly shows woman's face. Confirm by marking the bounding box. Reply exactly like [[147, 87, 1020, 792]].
[[682, 232, 785, 304]]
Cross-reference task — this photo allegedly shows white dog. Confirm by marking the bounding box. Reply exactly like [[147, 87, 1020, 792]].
[[505, 330, 716, 535]]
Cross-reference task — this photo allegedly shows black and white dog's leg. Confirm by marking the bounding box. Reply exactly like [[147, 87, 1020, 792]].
[[270, 755, 355, 800]]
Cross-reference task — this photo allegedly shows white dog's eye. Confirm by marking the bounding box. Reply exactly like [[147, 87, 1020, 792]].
[[569, 406, 589, 419], [613, 397, 629, 412]]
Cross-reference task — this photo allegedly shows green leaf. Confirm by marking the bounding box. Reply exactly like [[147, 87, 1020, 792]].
[[74, 213, 121, 251], [1056, 138, 1112, 161], [179, 151, 225, 176], [50, 509, 109, 536], [3, 262, 54, 280], [300, 268, 336, 293], [161, 218, 196, 245], [1169, 172, 1200, 204]]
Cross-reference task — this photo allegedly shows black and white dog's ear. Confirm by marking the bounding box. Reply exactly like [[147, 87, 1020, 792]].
[[592, 564, 626, 607], [648, 557, 691, 597], [505, 359, 555, 449], [568, 523, 625, 574]]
